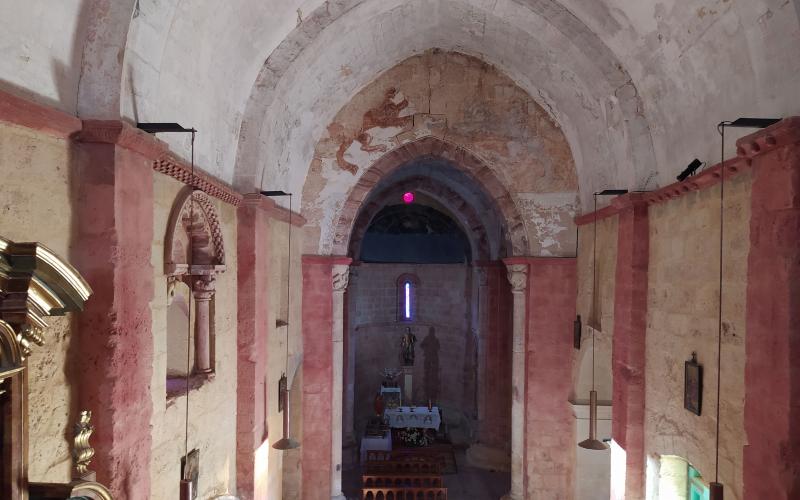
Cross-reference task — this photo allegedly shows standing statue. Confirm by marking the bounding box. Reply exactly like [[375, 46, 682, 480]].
[[401, 327, 417, 366]]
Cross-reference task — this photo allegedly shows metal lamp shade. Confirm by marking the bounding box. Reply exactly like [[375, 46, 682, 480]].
[[272, 387, 300, 450], [578, 390, 609, 451], [710, 482, 723, 500]]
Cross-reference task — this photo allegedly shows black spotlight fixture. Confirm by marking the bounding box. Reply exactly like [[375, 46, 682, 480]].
[[677, 159, 704, 182], [136, 122, 196, 134], [596, 189, 628, 196], [573, 315, 582, 350], [260, 190, 291, 197], [727, 117, 781, 129]]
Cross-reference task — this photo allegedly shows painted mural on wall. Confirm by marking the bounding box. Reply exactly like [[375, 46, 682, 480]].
[[302, 50, 579, 257]]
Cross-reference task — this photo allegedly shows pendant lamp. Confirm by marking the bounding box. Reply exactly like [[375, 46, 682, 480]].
[[272, 374, 300, 450], [579, 193, 609, 451], [260, 191, 300, 451]]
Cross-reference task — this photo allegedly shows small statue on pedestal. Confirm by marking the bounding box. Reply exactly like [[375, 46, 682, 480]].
[[401, 327, 417, 366]]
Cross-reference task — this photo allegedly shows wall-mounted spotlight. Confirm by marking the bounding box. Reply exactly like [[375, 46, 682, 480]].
[[137, 123, 196, 134], [677, 159, 704, 182], [727, 117, 781, 129], [595, 189, 628, 196]]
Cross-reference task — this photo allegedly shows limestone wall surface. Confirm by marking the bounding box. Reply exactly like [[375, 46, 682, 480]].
[[645, 171, 751, 500], [264, 217, 304, 500], [149, 173, 238, 498], [348, 263, 477, 443], [0, 122, 77, 483], [575, 215, 618, 403]]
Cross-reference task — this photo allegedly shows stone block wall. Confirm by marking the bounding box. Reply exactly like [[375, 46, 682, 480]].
[[645, 171, 751, 500], [348, 263, 477, 442], [0, 121, 78, 484], [575, 215, 618, 403], [150, 173, 239, 498]]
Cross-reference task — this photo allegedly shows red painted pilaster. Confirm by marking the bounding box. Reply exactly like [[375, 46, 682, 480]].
[[611, 194, 649, 500], [301, 255, 351, 500], [73, 124, 155, 499], [236, 194, 272, 500], [510, 257, 577, 499], [741, 117, 800, 500]]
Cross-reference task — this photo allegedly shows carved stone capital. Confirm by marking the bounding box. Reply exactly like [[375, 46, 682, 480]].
[[192, 275, 216, 300], [505, 264, 528, 294], [476, 267, 489, 287], [332, 264, 350, 292]]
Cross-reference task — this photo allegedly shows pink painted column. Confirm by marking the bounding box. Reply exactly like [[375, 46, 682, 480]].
[[740, 117, 800, 500], [522, 258, 578, 499], [73, 121, 155, 498], [301, 255, 351, 500], [236, 194, 271, 500], [611, 194, 649, 500]]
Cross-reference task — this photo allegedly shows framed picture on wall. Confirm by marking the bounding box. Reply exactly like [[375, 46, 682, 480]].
[[684, 352, 702, 416]]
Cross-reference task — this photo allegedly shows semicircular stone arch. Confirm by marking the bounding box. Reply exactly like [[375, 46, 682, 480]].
[[347, 175, 497, 262], [164, 187, 226, 275], [326, 136, 529, 257]]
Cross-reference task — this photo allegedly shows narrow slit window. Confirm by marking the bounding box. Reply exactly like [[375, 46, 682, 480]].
[[404, 281, 411, 320], [397, 274, 418, 322]]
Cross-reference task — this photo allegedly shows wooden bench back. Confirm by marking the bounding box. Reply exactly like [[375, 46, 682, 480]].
[[361, 474, 443, 488], [363, 460, 442, 475], [361, 486, 448, 500]]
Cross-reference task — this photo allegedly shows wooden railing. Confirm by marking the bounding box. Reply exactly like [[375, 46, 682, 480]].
[[361, 486, 448, 500], [363, 460, 442, 475], [362, 474, 443, 488]]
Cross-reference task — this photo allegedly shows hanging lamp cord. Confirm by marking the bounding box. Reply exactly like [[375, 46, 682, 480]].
[[714, 122, 731, 484], [285, 194, 292, 378], [592, 193, 598, 390], [184, 129, 196, 470]]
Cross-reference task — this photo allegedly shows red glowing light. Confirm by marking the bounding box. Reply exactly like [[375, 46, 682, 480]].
[[402, 192, 415, 204]]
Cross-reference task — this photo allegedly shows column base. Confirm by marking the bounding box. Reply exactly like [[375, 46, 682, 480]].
[[331, 495, 347, 500], [500, 493, 522, 500]]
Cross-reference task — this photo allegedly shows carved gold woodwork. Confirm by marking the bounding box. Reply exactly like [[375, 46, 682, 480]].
[[73, 410, 95, 478], [28, 410, 114, 500], [0, 236, 92, 381]]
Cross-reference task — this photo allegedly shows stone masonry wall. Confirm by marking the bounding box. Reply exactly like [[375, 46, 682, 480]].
[[575, 215, 618, 403], [348, 263, 477, 443], [645, 171, 751, 500], [0, 122, 77, 483], [150, 173, 239, 498]]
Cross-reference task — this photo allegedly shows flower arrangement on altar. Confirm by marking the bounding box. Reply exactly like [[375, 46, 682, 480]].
[[396, 427, 431, 447]]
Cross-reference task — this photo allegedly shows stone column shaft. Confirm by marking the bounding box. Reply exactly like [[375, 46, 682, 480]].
[[504, 262, 528, 500], [331, 264, 350, 500], [193, 277, 215, 374]]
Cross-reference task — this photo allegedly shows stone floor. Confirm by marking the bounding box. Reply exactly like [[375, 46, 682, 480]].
[[343, 449, 510, 499]]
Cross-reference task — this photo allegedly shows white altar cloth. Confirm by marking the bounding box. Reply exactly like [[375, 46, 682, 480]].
[[360, 432, 392, 462], [384, 406, 440, 429]]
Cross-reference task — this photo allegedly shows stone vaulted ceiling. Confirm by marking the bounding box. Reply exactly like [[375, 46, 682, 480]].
[[2, 0, 798, 212]]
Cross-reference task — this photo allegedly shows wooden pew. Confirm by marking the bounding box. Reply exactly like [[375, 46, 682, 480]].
[[361, 486, 448, 500], [362, 474, 444, 488], [363, 460, 442, 475]]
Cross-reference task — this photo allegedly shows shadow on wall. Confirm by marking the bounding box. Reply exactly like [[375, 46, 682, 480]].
[[421, 327, 440, 404]]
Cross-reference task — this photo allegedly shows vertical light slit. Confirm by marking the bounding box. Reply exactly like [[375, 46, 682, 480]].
[[405, 281, 411, 319]]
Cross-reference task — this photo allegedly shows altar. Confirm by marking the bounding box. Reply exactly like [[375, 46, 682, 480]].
[[384, 406, 441, 430]]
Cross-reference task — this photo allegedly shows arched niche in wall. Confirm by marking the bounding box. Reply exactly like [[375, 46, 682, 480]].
[[164, 188, 226, 387]]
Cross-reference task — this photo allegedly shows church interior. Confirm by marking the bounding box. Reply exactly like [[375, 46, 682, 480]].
[[1, 1, 799, 499]]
